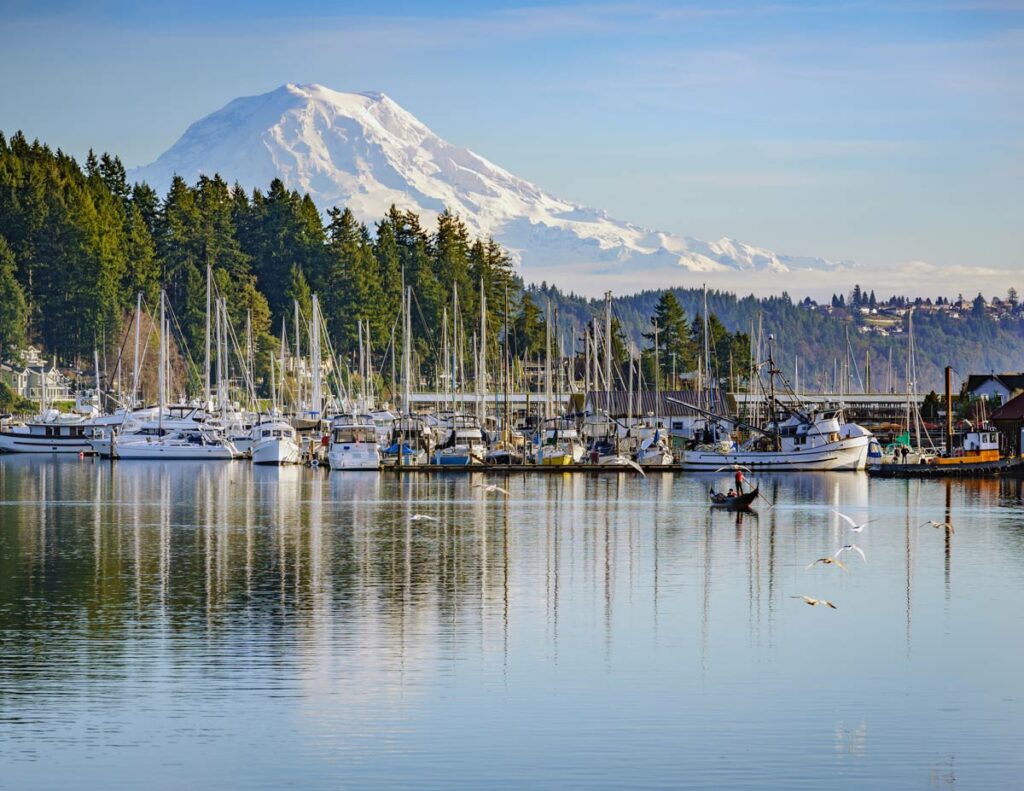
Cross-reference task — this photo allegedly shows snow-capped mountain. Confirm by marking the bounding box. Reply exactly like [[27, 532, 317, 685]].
[[131, 83, 848, 281]]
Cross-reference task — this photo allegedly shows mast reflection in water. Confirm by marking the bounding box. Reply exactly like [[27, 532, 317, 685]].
[[0, 458, 1022, 789]]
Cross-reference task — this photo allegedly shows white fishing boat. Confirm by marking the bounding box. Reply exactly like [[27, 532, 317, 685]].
[[681, 409, 872, 471], [327, 414, 382, 470], [250, 416, 301, 465]]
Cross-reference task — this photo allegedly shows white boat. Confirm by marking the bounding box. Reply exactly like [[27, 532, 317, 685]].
[[680, 409, 872, 471], [0, 412, 94, 454], [90, 405, 210, 458], [327, 415, 382, 470], [250, 417, 301, 465], [112, 427, 240, 460]]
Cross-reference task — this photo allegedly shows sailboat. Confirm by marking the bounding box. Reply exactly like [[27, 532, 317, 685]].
[[110, 291, 240, 460], [251, 320, 301, 465]]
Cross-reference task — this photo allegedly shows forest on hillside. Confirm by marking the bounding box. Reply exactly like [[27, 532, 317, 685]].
[[0, 129, 1019, 400]]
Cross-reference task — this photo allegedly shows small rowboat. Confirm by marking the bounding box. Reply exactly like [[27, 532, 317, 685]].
[[709, 486, 759, 510]]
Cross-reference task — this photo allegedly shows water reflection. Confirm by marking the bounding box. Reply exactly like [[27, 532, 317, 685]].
[[0, 460, 1022, 788]]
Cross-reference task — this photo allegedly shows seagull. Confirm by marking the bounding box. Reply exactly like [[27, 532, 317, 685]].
[[410, 513, 439, 522], [833, 510, 873, 532], [472, 483, 510, 495], [624, 459, 647, 477], [835, 544, 867, 563], [921, 520, 955, 534], [806, 556, 848, 571], [790, 595, 838, 609]]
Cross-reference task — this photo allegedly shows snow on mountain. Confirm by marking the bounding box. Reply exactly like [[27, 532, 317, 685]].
[[130, 83, 849, 282]]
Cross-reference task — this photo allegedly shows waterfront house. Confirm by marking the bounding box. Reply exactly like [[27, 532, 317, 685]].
[[964, 373, 1024, 406]]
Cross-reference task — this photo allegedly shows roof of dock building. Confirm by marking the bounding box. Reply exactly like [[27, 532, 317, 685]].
[[584, 389, 729, 417]]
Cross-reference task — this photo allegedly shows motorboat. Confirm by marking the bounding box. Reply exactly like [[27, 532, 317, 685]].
[[250, 416, 301, 465], [327, 414, 382, 471]]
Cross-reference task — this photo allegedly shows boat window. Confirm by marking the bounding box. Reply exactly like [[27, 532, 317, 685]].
[[273, 430, 283, 437], [262, 430, 271, 438]]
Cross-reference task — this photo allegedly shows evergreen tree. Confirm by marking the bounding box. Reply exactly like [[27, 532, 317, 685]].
[[0, 237, 27, 359], [642, 291, 694, 388]]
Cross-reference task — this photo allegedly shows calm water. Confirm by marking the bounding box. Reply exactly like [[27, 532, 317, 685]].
[[0, 458, 1022, 789]]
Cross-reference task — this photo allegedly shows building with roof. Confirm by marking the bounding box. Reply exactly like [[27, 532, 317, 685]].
[[584, 389, 730, 439], [964, 373, 1024, 405], [990, 393, 1024, 456]]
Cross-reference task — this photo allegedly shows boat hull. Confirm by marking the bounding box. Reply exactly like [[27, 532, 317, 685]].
[[252, 438, 301, 466], [682, 436, 870, 471], [710, 486, 760, 510], [0, 431, 92, 454], [328, 445, 382, 471], [113, 441, 238, 460]]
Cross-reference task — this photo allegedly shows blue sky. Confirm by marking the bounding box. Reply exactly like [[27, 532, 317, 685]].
[[1, 0, 1021, 284]]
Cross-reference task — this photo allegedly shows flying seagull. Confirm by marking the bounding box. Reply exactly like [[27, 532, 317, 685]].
[[807, 556, 849, 571], [921, 520, 954, 534], [835, 544, 867, 563], [472, 483, 510, 495], [833, 510, 873, 533], [790, 595, 838, 609], [410, 514, 440, 522], [624, 459, 647, 477]]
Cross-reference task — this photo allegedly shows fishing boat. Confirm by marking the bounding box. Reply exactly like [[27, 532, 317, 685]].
[[869, 425, 1017, 477], [709, 485, 760, 510], [327, 414, 382, 470], [676, 334, 873, 472]]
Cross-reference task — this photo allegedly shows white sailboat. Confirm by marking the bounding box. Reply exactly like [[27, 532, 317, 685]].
[[110, 291, 239, 461]]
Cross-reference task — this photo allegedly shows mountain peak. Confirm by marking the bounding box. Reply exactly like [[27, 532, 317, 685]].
[[129, 84, 845, 287]]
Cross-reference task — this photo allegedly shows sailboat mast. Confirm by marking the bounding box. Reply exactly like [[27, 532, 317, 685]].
[[311, 295, 322, 419], [132, 291, 142, 406], [404, 286, 412, 415], [544, 301, 553, 421], [205, 262, 212, 407], [158, 291, 165, 434], [604, 291, 612, 393], [479, 279, 487, 422]]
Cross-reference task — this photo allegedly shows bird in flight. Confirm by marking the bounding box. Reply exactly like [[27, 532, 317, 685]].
[[410, 513, 439, 522], [835, 544, 867, 563], [833, 510, 873, 532], [624, 459, 647, 477], [921, 520, 954, 534], [790, 595, 838, 609], [473, 483, 510, 495], [807, 556, 849, 571]]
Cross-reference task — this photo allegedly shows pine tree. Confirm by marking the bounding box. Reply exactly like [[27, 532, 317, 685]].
[[642, 291, 694, 387], [0, 236, 27, 359]]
